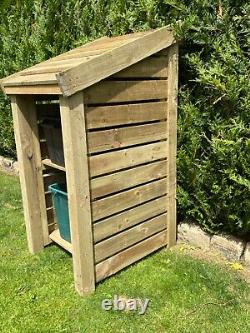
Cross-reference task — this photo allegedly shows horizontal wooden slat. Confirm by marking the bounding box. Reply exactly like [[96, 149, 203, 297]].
[[112, 56, 168, 78], [36, 100, 168, 129], [86, 101, 167, 129], [93, 196, 167, 242], [89, 141, 167, 177], [92, 178, 167, 221], [50, 229, 72, 253], [95, 213, 167, 263], [42, 159, 66, 172], [91, 160, 167, 199], [84, 80, 168, 104], [95, 230, 167, 282], [3, 73, 58, 86], [88, 121, 167, 153], [4, 85, 61, 95]]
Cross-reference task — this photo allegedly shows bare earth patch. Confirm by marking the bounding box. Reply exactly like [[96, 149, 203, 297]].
[[172, 243, 250, 283]]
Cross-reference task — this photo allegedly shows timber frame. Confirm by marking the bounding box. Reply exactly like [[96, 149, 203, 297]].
[[1, 26, 178, 295]]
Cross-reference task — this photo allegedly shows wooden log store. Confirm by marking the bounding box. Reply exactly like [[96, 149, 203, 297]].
[[0, 26, 178, 295]]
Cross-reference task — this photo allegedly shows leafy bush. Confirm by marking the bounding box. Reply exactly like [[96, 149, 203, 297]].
[[0, 0, 249, 237]]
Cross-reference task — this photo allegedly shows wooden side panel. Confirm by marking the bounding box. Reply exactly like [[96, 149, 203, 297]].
[[166, 44, 178, 247], [86, 101, 167, 129], [91, 160, 167, 199], [89, 141, 167, 177], [93, 196, 167, 242], [95, 213, 167, 263], [10, 96, 49, 252], [60, 92, 95, 295], [95, 230, 167, 282], [84, 80, 168, 104], [35, 101, 168, 130], [112, 56, 168, 78], [88, 122, 167, 153], [92, 178, 166, 221], [58, 26, 174, 96]]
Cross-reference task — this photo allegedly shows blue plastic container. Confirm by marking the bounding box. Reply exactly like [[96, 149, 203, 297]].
[[49, 183, 71, 243]]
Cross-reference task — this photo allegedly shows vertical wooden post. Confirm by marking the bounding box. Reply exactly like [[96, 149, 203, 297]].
[[59, 91, 95, 295], [10, 95, 49, 253], [166, 43, 178, 247]]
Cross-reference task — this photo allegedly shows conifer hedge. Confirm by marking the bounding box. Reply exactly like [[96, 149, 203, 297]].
[[0, 0, 249, 237]]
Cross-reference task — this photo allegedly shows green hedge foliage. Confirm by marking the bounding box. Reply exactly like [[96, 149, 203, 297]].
[[0, 0, 249, 237]]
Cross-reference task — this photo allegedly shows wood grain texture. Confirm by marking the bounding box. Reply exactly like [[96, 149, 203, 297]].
[[86, 101, 167, 129], [166, 44, 178, 247], [93, 196, 167, 242], [95, 230, 167, 282], [58, 26, 174, 96], [90, 160, 167, 199], [92, 178, 167, 221], [89, 141, 167, 177], [95, 213, 167, 263], [84, 80, 168, 104], [88, 121, 167, 153], [10, 96, 49, 252], [5, 85, 61, 95], [112, 56, 168, 78], [60, 92, 95, 295]]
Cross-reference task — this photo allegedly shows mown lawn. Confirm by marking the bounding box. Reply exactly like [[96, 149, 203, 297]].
[[0, 171, 249, 333]]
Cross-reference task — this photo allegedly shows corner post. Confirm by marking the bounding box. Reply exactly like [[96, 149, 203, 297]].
[[166, 43, 178, 247], [10, 95, 48, 253], [59, 91, 95, 295]]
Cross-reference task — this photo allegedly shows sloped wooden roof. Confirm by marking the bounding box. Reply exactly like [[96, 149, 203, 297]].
[[1, 26, 175, 97]]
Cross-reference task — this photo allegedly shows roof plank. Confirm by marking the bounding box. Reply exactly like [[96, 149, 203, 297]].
[[1, 26, 175, 96], [57, 26, 175, 96]]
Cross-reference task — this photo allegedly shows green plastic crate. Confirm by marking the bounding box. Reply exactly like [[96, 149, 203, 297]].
[[49, 183, 71, 243]]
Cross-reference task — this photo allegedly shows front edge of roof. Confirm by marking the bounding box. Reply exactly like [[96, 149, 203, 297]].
[[56, 26, 176, 97]]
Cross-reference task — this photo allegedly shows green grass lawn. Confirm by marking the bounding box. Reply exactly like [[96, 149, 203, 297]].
[[0, 171, 249, 333]]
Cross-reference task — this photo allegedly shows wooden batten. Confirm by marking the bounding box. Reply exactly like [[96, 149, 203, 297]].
[[94, 213, 167, 263], [84, 80, 168, 104], [166, 44, 178, 247], [95, 230, 167, 282], [10, 96, 49, 252], [60, 92, 95, 295], [89, 141, 167, 177]]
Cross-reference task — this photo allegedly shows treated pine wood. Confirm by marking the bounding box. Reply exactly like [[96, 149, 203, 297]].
[[86, 101, 167, 129], [166, 44, 178, 247], [112, 56, 168, 78], [95, 213, 167, 263], [88, 121, 167, 153], [93, 196, 167, 242], [50, 229, 72, 253], [4, 85, 61, 95], [60, 92, 95, 295], [10, 96, 49, 252], [89, 141, 167, 177], [0, 37, 109, 86], [42, 158, 66, 171], [57, 26, 175, 96], [84, 80, 168, 104], [92, 178, 167, 221], [3, 73, 58, 86], [95, 230, 167, 282], [36, 100, 168, 129], [90, 160, 167, 199]]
